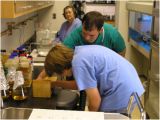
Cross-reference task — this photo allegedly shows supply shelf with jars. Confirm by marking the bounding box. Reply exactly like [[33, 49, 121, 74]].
[[1, 1, 55, 18], [1, 48, 32, 103]]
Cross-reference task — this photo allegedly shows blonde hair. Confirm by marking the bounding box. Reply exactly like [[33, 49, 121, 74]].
[[45, 44, 74, 76]]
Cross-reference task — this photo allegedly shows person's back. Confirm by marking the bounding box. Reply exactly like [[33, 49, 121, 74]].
[[72, 45, 144, 112]]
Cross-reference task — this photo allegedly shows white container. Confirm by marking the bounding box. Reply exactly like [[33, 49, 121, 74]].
[[36, 30, 57, 43]]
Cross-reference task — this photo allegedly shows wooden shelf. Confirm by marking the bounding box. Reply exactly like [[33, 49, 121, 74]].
[[1, 1, 54, 18]]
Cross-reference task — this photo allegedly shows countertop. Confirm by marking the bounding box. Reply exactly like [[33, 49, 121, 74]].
[[1, 84, 129, 119], [1, 107, 129, 119], [2, 87, 58, 109]]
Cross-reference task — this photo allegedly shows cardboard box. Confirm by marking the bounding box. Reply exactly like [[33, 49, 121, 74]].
[[32, 80, 51, 98]]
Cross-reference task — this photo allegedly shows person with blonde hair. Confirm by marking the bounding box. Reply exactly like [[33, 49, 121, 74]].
[[44, 44, 144, 112]]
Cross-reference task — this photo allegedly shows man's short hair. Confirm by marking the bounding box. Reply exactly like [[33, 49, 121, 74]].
[[82, 11, 104, 31]]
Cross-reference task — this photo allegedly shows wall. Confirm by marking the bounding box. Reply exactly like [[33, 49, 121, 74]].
[[37, 1, 70, 31]]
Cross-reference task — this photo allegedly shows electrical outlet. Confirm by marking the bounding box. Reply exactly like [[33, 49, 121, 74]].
[[53, 13, 56, 19]]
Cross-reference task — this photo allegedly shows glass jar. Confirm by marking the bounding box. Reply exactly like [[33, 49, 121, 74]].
[[12, 71, 28, 101], [12, 86, 28, 100]]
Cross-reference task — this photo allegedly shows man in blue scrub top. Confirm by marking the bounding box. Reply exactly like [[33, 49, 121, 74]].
[[44, 44, 144, 112]]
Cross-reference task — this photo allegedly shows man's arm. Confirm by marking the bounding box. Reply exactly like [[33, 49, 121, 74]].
[[85, 88, 101, 111], [52, 80, 77, 90], [37, 69, 77, 90], [36, 69, 47, 80], [109, 26, 126, 57]]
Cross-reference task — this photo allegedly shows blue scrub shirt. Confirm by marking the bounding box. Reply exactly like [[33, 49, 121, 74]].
[[72, 45, 144, 112]]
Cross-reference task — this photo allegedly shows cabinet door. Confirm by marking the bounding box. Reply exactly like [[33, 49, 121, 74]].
[[1, 1, 54, 18], [1, 1, 15, 18]]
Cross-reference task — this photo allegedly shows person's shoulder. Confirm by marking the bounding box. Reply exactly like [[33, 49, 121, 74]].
[[103, 23, 115, 30], [103, 23, 118, 36], [63, 26, 82, 48], [75, 18, 81, 22], [74, 18, 82, 24], [72, 25, 82, 33], [61, 20, 68, 27]]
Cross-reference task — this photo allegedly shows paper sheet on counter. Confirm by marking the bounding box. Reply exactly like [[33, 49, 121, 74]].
[[29, 109, 104, 120]]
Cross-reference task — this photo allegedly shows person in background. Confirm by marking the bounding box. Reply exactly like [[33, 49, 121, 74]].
[[44, 44, 144, 112], [37, 11, 126, 80], [54, 5, 81, 43]]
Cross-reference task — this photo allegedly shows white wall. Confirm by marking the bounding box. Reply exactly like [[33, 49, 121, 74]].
[[37, 1, 70, 31]]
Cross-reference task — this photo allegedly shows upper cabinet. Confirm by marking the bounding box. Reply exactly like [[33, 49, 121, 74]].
[[1, 1, 54, 18]]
